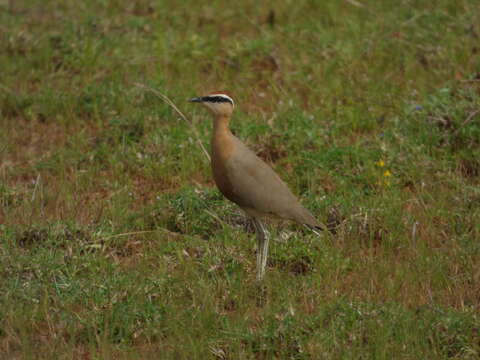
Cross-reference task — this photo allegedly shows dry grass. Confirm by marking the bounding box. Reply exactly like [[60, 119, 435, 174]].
[[1, 0, 480, 358]]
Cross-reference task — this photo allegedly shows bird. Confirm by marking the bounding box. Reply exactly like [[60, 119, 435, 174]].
[[189, 93, 325, 280]]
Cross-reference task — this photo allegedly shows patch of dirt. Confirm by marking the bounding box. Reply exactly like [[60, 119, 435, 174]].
[[16, 227, 92, 249], [355, 213, 389, 252], [459, 157, 480, 178], [271, 255, 314, 276], [17, 228, 49, 248], [255, 135, 288, 163], [326, 205, 344, 234]]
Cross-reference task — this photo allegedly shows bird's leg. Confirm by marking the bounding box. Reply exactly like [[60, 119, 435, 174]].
[[253, 218, 269, 281]]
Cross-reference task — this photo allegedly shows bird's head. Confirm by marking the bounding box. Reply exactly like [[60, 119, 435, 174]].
[[189, 93, 234, 117]]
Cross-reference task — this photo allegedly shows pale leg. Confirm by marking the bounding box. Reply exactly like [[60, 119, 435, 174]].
[[253, 218, 269, 281]]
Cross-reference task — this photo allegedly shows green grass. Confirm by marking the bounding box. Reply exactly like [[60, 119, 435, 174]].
[[1, 0, 480, 358]]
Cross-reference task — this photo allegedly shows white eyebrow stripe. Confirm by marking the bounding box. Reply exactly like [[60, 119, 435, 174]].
[[208, 94, 234, 106]]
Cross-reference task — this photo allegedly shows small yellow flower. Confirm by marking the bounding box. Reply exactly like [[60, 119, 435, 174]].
[[376, 160, 385, 167], [383, 170, 392, 177]]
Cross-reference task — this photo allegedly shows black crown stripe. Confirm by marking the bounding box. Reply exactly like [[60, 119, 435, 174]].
[[202, 96, 233, 104]]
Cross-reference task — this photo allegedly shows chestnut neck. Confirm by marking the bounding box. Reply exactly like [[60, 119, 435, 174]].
[[213, 115, 232, 134]]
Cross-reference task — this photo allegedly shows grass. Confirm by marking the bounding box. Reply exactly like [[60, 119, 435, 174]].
[[1, 0, 480, 358]]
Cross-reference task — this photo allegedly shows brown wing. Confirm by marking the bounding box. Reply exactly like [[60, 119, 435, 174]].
[[223, 137, 321, 227]]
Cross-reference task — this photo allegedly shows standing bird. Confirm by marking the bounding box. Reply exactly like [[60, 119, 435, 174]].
[[190, 93, 324, 280]]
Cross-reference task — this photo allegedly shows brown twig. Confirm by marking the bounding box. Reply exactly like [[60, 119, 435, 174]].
[[133, 83, 211, 162], [99, 228, 183, 240], [453, 109, 480, 135], [345, 0, 366, 9]]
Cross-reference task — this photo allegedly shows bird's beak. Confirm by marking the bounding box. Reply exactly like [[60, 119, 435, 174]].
[[189, 97, 203, 103]]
